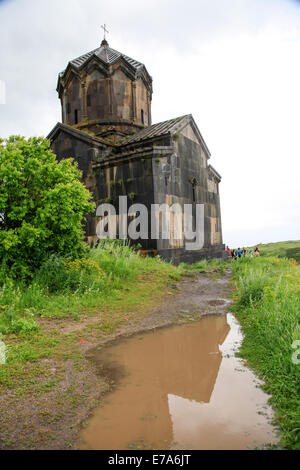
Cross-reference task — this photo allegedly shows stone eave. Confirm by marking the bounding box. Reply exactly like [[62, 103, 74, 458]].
[[208, 164, 222, 182], [114, 62, 139, 82], [56, 64, 82, 94], [47, 122, 108, 149], [75, 118, 144, 132], [92, 144, 174, 170], [57, 54, 153, 95], [82, 51, 153, 89], [61, 53, 109, 77], [134, 66, 153, 94]]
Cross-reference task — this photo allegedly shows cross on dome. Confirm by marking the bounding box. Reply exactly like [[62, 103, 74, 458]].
[[101, 24, 109, 41]]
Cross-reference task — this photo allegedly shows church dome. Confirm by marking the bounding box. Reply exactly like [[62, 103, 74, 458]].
[[61, 39, 152, 82], [57, 38, 153, 138]]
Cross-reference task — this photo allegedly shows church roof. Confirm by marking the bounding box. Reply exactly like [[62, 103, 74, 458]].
[[121, 115, 188, 145], [59, 40, 152, 84], [48, 115, 213, 164], [120, 114, 211, 158]]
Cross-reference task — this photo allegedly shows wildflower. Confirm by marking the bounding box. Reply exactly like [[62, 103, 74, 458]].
[[80, 339, 87, 344]]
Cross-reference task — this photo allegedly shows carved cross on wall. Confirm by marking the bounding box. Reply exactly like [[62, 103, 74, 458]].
[[101, 24, 109, 40], [189, 177, 198, 186]]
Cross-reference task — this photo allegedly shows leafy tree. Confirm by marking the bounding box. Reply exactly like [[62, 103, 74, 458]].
[[0, 136, 95, 279]]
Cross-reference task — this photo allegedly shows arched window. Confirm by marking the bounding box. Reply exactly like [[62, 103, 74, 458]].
[[189, 177, 198, 203], [141, 109, 144, 124]]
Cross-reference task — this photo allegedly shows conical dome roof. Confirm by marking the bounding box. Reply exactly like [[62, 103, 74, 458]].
[[58, 40, 152, 88]]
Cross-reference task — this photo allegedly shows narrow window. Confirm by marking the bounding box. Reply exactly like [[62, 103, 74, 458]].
[[87, 95, 91, 107], [67, 103, 71, 114], [74, 109, 78, 124], [189, 177, 197, 203], [141, 109, 144, 124]]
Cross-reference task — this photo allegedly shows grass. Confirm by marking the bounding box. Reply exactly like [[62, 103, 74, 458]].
[[231, 254, 300, 449], [0, 240, 182, 392], [1, 238, 299, 450], [0, 240, 186, 449], [0, 240, 181, 331], [180, 257, 226, 272]]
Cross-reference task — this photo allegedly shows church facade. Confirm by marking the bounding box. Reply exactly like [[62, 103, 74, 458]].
[[48, 37, 225, 264]]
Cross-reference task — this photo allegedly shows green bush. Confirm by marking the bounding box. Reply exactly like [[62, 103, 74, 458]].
[[0, 239, 178, 330], [0, 304, 39, 335], [34, 255, 70, 293], [34, 254, 105, 293], [0, 136, 95, 279]]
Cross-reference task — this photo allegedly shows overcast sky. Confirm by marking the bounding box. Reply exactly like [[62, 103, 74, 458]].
[[0, 0, 299, 247]]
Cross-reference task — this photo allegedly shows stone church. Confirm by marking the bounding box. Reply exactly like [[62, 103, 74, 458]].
[[48, 34, 225, 264]]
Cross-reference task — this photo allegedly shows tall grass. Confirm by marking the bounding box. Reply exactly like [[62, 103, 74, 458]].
[[179, 257, 226, 271], [231, 256, 300, 449], [0, 240, 179, 334]]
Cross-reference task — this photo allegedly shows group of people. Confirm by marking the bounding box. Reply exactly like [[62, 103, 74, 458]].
[[226, 246, 260, 259]]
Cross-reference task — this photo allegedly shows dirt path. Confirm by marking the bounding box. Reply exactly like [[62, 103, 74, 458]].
[[108, 268, 233, 337], [0, 269, 233, 450]]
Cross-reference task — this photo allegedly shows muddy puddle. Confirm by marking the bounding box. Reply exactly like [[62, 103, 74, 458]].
[[80, 314, 279, 450]]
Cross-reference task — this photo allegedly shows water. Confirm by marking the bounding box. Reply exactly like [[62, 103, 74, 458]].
[[80, 313, 279, 450]]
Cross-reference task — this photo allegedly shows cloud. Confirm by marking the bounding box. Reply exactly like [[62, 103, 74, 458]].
[[0, 0, 299, 246]]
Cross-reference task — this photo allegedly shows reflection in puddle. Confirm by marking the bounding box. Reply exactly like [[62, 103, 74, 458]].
[[80, 314, 279, 450]]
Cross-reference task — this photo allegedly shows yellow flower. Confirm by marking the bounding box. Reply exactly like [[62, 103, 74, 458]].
[[64, 258, 104, 279]]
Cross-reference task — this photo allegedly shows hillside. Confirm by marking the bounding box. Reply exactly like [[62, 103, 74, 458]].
[[249, 240, 300, 263]]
